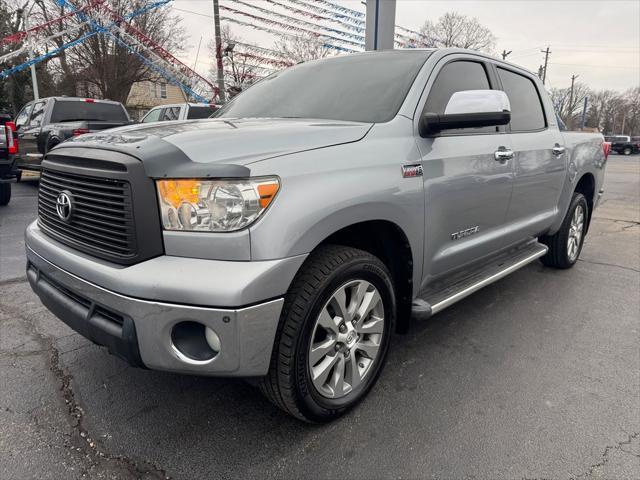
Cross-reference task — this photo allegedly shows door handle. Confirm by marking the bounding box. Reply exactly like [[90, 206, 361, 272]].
[[552, 145, 566, 156], [494, 148, 514, 162]]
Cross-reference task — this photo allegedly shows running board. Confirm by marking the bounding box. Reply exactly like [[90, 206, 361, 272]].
[[412, 241, 548, 319]]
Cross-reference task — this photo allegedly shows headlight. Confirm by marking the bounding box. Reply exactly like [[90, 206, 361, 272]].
[[156, 177, 280, 232]]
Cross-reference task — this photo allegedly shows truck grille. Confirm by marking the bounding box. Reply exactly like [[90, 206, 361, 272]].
[[38, 169, 137, 259]]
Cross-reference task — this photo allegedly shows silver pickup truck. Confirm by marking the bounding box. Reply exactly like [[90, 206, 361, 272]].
[[25, 49, 608, 422]]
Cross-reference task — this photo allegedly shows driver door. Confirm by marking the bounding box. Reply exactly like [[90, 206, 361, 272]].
[[414, 57, 515, 286]]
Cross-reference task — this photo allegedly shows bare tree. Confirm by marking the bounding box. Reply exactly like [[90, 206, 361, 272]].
[[208, 25, 264, 95], [550, 82, 590, 129], [29, 0, 186, 104], [0, 0, 31, 113], [419, 12, 496, 53], [620, 87, 640, 135], [274, 35, 334, 64]]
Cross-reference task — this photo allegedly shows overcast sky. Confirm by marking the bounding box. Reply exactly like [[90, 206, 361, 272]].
[[174, 0, 640, 92]]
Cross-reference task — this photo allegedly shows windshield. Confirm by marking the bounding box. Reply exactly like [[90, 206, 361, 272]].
[[51, 100, 129, 123], [215, 51, 431, 123]]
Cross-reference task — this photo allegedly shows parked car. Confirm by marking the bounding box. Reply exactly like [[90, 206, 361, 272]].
[[0, 113, 18, 205], [25, 49, 609, 422], [13, 97, 132, 171], [604, 135, 639, 155], [140, 103, 219, 123]]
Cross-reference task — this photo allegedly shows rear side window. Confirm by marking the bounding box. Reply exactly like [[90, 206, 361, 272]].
[[161, 106, 180, 121], [29, 101, 47, 127], [425, 61, 491, 114], [50, 100, 129, 122], [187, 106, 217, 119], [497, 68, 546, 132]]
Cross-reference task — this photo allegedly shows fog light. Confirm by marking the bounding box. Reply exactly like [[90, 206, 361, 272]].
[[171, 321, 220, 363], [205, 326, 221, 352]]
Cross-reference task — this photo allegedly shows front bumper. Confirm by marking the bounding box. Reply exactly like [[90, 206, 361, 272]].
[[25, 222, 307, 376]]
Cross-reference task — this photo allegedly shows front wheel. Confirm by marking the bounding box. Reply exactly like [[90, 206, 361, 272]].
[[0, 182, 11, 206], [259, 245, 396, 422], [540, 192, 588, 269], [622, 147, 632, 156]]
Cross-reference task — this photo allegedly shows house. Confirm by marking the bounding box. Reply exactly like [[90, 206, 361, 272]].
[[126, 79, 188, 120], [75, 77, 188, 121]]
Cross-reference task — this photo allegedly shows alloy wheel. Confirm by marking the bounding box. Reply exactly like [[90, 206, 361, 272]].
[[308, 280, 385, 399]]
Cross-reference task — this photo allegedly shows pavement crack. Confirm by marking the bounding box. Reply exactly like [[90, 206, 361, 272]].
[[577, 258, 640, 273], [0, 298, 171, 479], [574, 432, 640, 478], [0, 275, 27, 287]]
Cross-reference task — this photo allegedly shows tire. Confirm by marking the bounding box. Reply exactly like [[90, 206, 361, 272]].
[[622, 147, 632, 155], [0, 182, 11, 206], [539, 192, 588, 269], [259, 244, 396, 423], [15, 170, 22, 182]]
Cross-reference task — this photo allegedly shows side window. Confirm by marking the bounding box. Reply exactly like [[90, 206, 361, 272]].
[[141, 108, 162, 123], [425, 61, 491, 114], [497, 67, 546, 132], [29, 101, 47, 127], [424, 60, 495, 134], [187, 106, 216, 119], [15, 103, 33, 129], [161, 106, 180, 121]]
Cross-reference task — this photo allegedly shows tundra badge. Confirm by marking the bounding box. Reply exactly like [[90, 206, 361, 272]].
[[451, 226, 479, 240]]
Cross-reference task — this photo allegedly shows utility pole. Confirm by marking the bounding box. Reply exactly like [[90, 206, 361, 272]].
[[581, 96, 588, 130], [501, 49, 512, 60], [212, 0, 226, 104], [540, 46, 551, 85], [568, 74, 579, 128]]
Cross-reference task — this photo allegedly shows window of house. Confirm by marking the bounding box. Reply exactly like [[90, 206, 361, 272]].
[[157, 82, 167, 99]]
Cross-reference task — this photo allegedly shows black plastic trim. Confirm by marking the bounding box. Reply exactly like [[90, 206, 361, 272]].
[[27, 262, 145, 368]]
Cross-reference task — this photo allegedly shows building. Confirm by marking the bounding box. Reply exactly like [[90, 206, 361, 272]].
[[126, 79, 188, 121]]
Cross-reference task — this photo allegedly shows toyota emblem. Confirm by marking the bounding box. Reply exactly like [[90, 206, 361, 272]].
[[55, 191, 74, 222]]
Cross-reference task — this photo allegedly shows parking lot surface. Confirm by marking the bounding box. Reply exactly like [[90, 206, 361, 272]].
[[0, 156, 638, 479]]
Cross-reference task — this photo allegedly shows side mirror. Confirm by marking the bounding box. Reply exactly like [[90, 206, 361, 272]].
[[420, 90, 511, 136]]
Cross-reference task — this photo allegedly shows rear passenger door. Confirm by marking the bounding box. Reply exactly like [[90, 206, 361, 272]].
[[496, 66, 566, 244], [415, 57, 515, 283]]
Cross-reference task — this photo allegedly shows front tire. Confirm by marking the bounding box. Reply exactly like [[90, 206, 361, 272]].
[[259, 245, 396, 423], [0, 182, 11, 206], [622, 147, 632, 156], [540, 192, 588, 269]]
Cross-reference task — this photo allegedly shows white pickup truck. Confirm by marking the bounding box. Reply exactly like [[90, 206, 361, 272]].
[[140, 103, 219, 123]]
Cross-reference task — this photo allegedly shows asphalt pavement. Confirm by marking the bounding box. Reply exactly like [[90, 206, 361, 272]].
[[0, 156, 638, 479]]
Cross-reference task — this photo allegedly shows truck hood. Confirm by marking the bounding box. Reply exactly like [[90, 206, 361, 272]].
[[60, 118, 372, 177]]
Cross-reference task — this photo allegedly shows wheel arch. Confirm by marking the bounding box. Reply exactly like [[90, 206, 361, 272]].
[[313, 220, 415, 333], [574, 172, 595, 233]]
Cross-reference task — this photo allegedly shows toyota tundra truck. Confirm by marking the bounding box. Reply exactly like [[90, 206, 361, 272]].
[[25, 49, 608, 422]]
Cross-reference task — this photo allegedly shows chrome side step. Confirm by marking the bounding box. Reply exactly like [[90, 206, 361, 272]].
[[412, 241, 548, 319]]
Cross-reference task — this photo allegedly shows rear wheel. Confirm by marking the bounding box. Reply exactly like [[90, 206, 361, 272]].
[[259, 245, 395, 422], [539, 192, 588, 269], [0, 182, 11, 206], [623, 147, 632, 155]]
